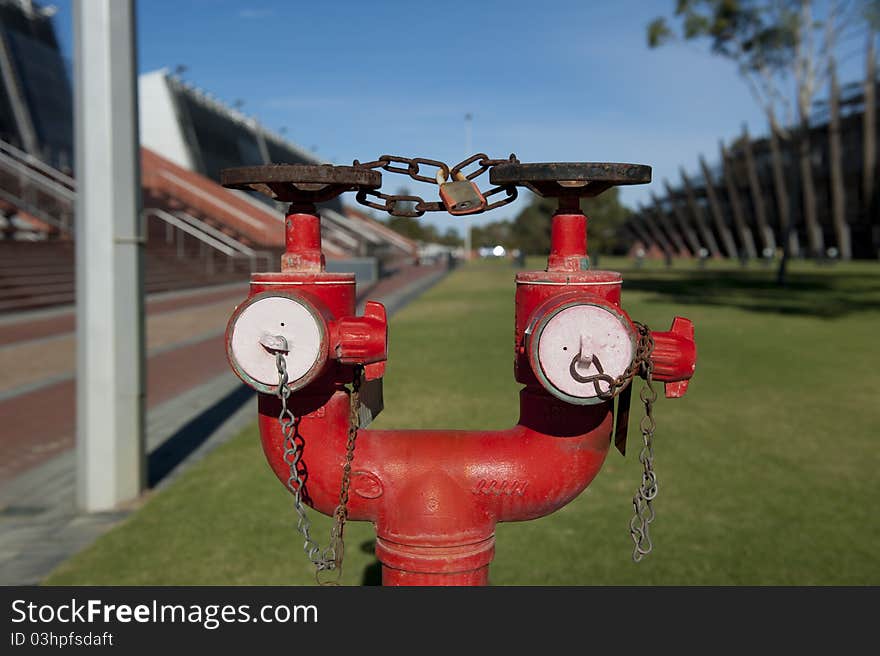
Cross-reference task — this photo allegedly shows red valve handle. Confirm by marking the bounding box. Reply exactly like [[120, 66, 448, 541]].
[[649, 316, 696, 398], [333, 301, 388, 380]]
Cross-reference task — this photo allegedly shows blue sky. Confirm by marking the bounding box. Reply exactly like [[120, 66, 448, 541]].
[[49, 0, 867, 233]]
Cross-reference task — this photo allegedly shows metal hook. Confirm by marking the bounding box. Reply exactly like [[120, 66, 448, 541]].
[[260, 332, 289, 355]]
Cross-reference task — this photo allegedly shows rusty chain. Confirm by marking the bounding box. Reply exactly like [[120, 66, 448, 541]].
[[568, 322, 652, 402], [269, 336, 361, 586], [352, 153, 520, 217], [318, 365, 362, 586], [630, 327, 658, 562], [566, 323, 660, 561]]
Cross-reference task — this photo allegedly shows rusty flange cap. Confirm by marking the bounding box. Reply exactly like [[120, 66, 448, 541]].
[[221, 164, 381, 203], [490, 162, 651, 198]]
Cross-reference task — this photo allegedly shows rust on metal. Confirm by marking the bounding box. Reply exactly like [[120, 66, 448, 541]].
[[220, 164, 381, 203], [490, 162, 651, 198], [613, 383, 632, 455], [352, 153, 518, 217]]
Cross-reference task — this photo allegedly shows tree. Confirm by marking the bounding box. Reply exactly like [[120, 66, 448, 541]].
[[647, 0, 874, 281], [510, 189, 632, 256], [438, 227, 463, 247], [472, 220, 515, 250], [511, 196, 556, 255], [386, 215, 425, 242]]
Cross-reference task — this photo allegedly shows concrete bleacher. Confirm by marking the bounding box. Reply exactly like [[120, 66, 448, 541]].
[[0, 143, 277, 314], [0, 141, 423, 314], [0, 237, 247, 314]]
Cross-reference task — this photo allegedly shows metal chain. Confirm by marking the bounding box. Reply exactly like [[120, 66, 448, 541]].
[[352, 153, 519, 217], [318, 366, 362, 586], [567, 323, 660, 561], [272, 320, 659, 569], [570, 322, 652, 402], [271, 339, 361, 585], [630, 329, 658, 562]]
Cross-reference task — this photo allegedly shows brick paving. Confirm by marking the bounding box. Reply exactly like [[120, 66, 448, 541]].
[[0, 282, 247, 347], [0, 262, 448, 584]]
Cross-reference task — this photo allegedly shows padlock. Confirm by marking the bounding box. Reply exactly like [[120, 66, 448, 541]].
[[437, 170, 487, 215]]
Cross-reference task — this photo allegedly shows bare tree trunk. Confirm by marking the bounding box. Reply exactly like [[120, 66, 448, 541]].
[[793, 0, 822, 259], [741, 123, 775, 254], [829, 58, 849, 259], [772, 113, 799, 285], [865, 34, 877, 257], [720, 141, 758, 259], [798, 119, 823, 257], [769, 117, 798, 256]]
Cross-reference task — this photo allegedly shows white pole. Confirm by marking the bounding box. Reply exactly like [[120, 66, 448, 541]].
[[75, 0, 145, 511]]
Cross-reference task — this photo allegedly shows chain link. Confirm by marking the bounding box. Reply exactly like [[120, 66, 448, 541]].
[[560, 322, 660, 561], [629, 328, 658, 562], [352, 153, 519, 217], [271, 338, 361, 586], [569, 322, 652, 402], [569, 323, 660, 562], [318, 366, 362, 586]]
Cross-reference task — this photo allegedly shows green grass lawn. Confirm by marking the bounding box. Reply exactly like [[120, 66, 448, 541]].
[[46, 256, 880, 585]]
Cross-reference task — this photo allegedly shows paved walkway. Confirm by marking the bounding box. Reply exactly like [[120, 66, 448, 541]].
[[0, 284, 247, 480], [0, 263, 448, 584]]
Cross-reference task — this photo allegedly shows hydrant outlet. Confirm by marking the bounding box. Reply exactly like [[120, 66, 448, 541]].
[[220, 159, 697, 585], [524, 291, 636, 405]]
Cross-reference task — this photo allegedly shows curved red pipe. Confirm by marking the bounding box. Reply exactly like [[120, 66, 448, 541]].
[[258, 386, 612, 584]]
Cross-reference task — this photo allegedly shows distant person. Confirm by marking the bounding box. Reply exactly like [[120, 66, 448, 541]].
[[824, 247, 839, 267], [697, 248, 709, 269], [634, 247, 645, 269]]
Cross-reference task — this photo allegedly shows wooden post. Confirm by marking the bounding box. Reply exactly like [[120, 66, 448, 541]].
[[719, 142, 758, 259], [625, 213, 657, 253], [698, 154, 738, 258], [640, 207, 676, 260], [680, 167, 721, 257], [741, 124, 776, 254], [650, 192, 689, 256], [663, 179, 702, 255]]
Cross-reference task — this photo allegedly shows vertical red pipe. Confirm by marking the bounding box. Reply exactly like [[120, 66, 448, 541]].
[[382, 568, 489, 586], [375, 536, 496, 586], [548, 211, 587, 272], [282, 206, 324, 272]]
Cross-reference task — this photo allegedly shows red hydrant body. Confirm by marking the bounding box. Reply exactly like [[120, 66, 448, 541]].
[[226, 203, 696, 586]]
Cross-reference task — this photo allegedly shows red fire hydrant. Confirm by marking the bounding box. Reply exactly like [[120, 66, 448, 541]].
[[222, 161, 696, 585]]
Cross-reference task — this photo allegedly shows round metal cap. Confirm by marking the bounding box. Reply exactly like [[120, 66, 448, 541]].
[[221, 164, 381, 203], [227, 293, 328, 394], [490, 162, 651, 198], [530, 302, 635, 405]]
